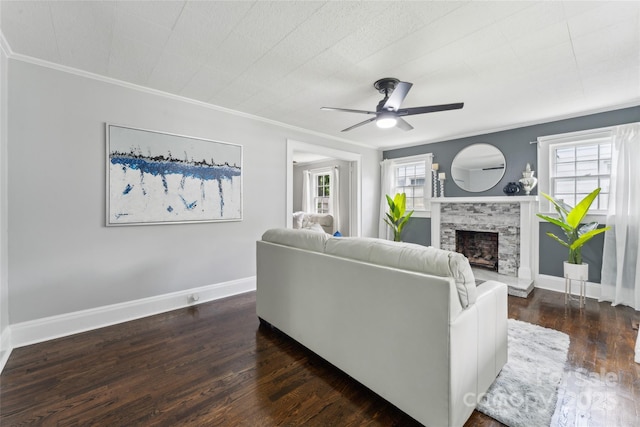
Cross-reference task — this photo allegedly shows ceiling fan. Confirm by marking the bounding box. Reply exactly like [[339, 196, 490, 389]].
[[321, 78, 464, 132]]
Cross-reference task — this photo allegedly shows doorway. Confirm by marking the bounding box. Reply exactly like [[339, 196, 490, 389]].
[[286, 140, 361, 237]]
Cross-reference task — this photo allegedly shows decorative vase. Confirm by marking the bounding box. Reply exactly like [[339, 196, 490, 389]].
[[503, 182, 520, 196], [518, 163, 538, 195]]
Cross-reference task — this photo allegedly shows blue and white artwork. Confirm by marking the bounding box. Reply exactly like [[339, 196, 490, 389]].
[[107, 124, 242, 225]]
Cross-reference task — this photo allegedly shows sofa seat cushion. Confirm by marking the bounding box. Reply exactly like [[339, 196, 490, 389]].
[[324, 237, 477, 308], [261, 228, 328, 253]]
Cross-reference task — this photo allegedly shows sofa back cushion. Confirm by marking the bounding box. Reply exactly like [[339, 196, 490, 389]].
[[261, 228, 328, 253], [324, 237, 477, 308]]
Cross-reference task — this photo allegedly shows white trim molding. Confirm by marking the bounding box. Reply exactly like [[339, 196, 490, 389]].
[[10, 277, 256, 349], [0, 326, 12, 373]]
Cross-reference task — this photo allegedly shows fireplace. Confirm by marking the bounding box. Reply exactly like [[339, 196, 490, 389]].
[[430, 196, 538, 297], [456, 230, 499, 272], [437, 202, 520, 276]]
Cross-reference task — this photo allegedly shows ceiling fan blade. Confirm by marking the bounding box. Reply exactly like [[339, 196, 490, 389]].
[[399, 102, 464, 116], [341, 117, 376, 132], [382, 81, 413, 111], [395, 117, 414, 131], [321, 107, 376, 115]]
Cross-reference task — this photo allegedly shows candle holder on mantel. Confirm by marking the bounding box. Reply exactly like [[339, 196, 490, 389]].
[[431, 163, 439, 197], [438, 172, 446, 197]]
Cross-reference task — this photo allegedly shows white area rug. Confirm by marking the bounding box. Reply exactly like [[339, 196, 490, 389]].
[[477, 319, 570, 427]]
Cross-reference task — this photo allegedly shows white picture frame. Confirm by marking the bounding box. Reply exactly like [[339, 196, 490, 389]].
[[106, 124, 242, 226]]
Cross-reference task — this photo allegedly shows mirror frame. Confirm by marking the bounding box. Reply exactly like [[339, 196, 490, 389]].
[[451, 143, 506, 192]]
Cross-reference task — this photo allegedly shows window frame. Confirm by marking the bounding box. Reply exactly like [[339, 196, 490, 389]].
[[311, 168, 332, 215], [389, 154, 433, 217], [537, 126, 613, 217]]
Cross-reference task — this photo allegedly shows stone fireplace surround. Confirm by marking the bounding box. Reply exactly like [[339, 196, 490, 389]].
[[431, 196, 538, 297]]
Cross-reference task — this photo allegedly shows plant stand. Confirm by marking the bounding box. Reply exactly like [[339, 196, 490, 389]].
[[564, 262, 588, 308]]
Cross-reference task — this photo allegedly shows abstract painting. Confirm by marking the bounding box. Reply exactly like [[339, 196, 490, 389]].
[[106, 124, 242, 226]]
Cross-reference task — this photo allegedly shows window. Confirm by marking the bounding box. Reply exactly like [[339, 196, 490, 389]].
[[551, 141, 611, 209], [395, 161, 427, 210], [314, 172, 330, 214], [538, 128, 613, 213], [380, 154, 432, 216]]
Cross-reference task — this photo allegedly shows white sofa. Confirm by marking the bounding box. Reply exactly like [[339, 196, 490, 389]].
[[256, 228, 508, 427], [292, 211, 334, 234]]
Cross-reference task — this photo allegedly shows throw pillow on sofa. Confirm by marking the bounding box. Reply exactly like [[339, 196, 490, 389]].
[[292, 211, 305, 229]]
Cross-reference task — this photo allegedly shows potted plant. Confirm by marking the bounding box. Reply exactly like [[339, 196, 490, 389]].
[[384, 193, 414, 242], [536, 188, 611, 281]]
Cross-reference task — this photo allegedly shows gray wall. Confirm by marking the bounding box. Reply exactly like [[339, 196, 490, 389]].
[[6, 59, 381, 324], [384, 105, 640, 282], [401, 217, 431, 247], [293, 159, 351, 235]]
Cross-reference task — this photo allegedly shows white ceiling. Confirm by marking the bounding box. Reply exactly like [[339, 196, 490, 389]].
[[1, 1, 638, 149]]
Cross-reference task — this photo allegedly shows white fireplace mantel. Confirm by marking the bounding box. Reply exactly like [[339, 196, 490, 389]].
[[430, 196, 538, 204], [430, 196, 539, 281]]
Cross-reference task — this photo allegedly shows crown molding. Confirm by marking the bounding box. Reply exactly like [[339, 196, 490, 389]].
[[4, 51, 376, 150], [382, 101, 640, 151], [6, 36, 637, 154]]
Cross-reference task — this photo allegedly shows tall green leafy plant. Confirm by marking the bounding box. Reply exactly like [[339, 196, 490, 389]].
[[536, 188, 610, 264], [384, 193, 414, 242]]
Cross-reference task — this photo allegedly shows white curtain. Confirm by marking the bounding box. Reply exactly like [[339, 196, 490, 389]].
[[379, 159, 394, 239], [600, 123, 640, 309], [301, 170, 312, 213], [330, 167, 340, 234]]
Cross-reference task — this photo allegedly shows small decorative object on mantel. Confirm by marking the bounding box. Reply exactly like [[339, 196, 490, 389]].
[[431, 163, 439, 197], [439, 172, 446, 197], [503, 181, 520, 196], [519, 163, 538, 195]]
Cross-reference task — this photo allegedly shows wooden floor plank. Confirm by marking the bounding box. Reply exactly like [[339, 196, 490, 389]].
[[1, 289, 638, 426]]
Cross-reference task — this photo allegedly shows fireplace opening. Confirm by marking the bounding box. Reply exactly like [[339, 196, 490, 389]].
[[456, 230, 498, 272]]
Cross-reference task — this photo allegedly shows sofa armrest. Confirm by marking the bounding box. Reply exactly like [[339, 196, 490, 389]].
[[475, 280, 508, 390], [448, 279, 507, 426]]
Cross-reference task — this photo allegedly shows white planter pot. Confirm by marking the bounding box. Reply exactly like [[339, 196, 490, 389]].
[[564, 261, 588, 308], [564, 261, 588, 281]]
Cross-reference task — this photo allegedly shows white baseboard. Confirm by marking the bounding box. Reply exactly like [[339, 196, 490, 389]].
[[10, 276, 256, 349], [0, 326, 12, 374], [534, 274, 601, 300]]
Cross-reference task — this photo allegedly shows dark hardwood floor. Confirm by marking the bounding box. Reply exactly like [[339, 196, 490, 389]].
[[1, 289, 638, 426]]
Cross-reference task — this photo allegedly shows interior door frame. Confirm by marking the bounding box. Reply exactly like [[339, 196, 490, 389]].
[[286, 139, 362, 237]]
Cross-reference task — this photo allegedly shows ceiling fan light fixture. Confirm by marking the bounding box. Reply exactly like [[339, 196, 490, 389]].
[[323, 78, 463, 132], [376, 112, 397, 129]]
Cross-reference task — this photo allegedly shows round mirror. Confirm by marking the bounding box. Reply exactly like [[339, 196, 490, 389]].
[[451, 143, 506, 192]]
